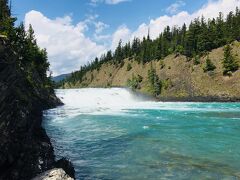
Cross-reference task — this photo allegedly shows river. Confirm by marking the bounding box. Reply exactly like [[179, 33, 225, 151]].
[[43, 88, 240, 179]]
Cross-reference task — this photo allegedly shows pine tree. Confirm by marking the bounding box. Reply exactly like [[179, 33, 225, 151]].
[[0, 0, 53, 88], [203, 56, 216, 72], [184, 22, 195, 57], [147, 63, 162, 96], [105, 51, 112, 62], [234, 7, 240, 40], [148, 63, 155, 87], [223, 44, 239, 75], [154, 75, 162, 96], [0, 0, 15, 37], [155, 37, 162, 60], [216, 12, 226, 46], [114, 40, 123, 64], [226, 11, 234, 42], [180, 23, 187, 47]]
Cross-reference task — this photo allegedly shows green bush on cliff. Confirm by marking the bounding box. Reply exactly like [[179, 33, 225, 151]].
[[194, 55, 200, 65], [127, 74, 143, 90]]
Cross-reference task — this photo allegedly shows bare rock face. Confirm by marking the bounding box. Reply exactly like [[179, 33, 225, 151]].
[[32, 169, 73, 180]]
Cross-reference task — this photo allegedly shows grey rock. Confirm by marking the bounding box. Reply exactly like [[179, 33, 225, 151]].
[[32, 168, 73, 180]]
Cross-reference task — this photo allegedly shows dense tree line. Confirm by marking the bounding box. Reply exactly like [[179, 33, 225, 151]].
[[0, 0, 52, 88], [60, 7, 240, 86]]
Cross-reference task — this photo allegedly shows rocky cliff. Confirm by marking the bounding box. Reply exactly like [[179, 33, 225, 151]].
[[0, 38, 74, 179]]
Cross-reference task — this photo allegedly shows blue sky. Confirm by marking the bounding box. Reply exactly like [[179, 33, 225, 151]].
[[14, 0, 206, 33], [11, 0, 240, 75]]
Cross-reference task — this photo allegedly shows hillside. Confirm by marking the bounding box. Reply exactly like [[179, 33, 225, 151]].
[[61, 41, 240, 101], [59, 9, 240, 101], [52, 73, 71, 83]]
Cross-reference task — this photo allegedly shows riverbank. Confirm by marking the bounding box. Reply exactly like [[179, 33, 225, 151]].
[[156, 95, 240, 102]]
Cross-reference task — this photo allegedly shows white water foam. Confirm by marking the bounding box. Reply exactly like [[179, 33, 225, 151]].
[[56, 88, 140, 115], [54, 88, 240, 116]]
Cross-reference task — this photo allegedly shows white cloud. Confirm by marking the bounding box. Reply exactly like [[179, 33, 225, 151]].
[[111, 25, 131, 50], [131, 0, 240, 40], [166, 0, 186, 14], [95, 21, 109, 34], [25, 10, 106, 76], [90, 0, 130, 6], [94, 34, 111, 42], [25, 0, 239, 75], [105, 0, 130, 4]]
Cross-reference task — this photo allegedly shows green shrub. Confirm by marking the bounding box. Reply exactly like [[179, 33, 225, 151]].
[[194, 55, 200, 65], [127, 63, 132, 71], [127, 74, 142, 90], [223, 44, 239, 76], [160, 61, 165, 69], [203, 56, 216, 72]]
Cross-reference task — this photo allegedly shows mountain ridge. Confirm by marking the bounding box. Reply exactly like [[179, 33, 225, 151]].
[[52, 73, 71, 82]]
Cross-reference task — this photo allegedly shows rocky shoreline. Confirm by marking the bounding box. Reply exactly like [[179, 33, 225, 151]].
[[0, 38, 75, 179], [156, 95, 240, 102], [129, 88, 240, 102]]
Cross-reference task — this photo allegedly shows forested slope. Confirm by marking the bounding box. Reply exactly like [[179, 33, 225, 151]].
[[60, 8, 240, 101], [63, 42, 240, 101]]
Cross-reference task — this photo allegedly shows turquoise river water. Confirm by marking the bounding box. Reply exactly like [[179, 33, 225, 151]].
[[43, 88, 240, 179]]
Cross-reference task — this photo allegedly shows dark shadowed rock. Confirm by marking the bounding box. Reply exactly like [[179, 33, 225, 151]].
[[0, 37, 74, 179]]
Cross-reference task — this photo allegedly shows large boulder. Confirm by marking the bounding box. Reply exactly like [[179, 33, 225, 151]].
[[32, 168, 73, 180]]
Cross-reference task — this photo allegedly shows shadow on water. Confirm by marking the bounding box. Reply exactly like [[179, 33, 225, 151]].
[[141, 151, 240, 179], [47, 126, 146, 179], [74, 131, 151, 179]]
